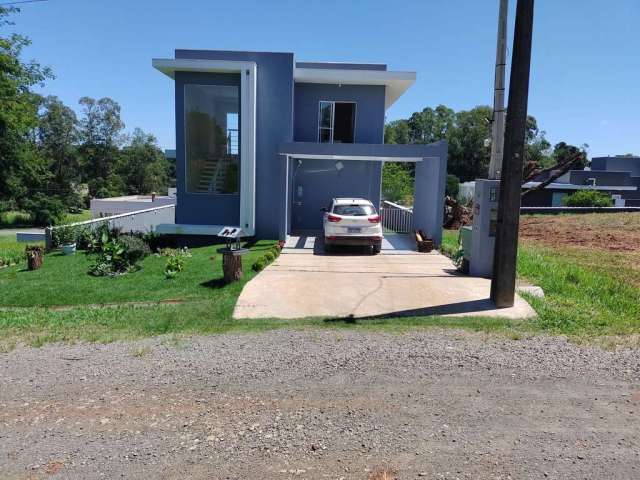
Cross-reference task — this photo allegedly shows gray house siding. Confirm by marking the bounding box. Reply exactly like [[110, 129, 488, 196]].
[[174, 50, 295, 239], [569, 170, 633, 186]]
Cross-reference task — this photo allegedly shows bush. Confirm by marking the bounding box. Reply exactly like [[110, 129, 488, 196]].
[[88, 229, 150, 277], [22, 193, 66, 226], [562, 190, 614, 207], [55, 225, 76, 246], [446, 174, 460, 198], [264, 251, 275, 263], [251, 257, 267, 272], [118, 235, 150, 265]]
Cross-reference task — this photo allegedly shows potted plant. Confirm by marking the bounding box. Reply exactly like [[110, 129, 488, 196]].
[[57, 225, 77, 255]]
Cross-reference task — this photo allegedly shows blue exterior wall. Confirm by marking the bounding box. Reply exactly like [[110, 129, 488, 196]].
[[289, 83, 386, 231], [293, 83, 385, 143], [174, 50, 294, 239], [592, 156, 640, 176], [569, 170, 633, 186]]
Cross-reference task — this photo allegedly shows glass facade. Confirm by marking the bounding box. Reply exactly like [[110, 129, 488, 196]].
[[184, 84, 240, 194]]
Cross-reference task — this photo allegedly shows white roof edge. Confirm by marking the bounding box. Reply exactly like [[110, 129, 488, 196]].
[[152, 58, 416, 109], [522, 182, 638, 191], [279, 153, 422, 162], [152, 58, 256, 78], [294, 67, 416, 109]]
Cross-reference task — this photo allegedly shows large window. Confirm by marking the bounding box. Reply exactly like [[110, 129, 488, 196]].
[[318, 101, 356, 144], [185, 84, 240, 194]]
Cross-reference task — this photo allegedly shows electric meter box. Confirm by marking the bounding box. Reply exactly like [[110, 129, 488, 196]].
[[470, 179, 500, 277]]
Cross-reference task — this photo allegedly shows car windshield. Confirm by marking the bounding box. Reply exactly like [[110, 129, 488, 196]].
[[332, 204, 375, 216]]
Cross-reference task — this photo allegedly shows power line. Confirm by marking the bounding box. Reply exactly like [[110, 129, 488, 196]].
[[0, 0, 48, 6]]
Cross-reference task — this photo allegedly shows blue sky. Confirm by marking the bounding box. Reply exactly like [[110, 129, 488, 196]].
[[9, 0, 639, 157]]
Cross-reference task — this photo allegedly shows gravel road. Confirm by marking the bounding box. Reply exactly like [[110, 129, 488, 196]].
[[1, 329, 639, 479]]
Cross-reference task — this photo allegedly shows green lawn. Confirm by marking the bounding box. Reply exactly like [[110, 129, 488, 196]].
[[0, 241, 275, 307], [0, 233, 42, 267], [1, 222, 638, 349], [442, 228, 640, 339], [0, 209, 91, 228]]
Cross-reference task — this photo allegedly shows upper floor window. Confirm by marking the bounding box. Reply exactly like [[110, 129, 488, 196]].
[[184, 84, 240, 194], [318, 101, 356, 143]]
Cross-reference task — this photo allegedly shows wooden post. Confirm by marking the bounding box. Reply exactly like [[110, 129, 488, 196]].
[[490, 0, 535, 307], [222, 252, 243, 283], [44, 227, 53, 253]]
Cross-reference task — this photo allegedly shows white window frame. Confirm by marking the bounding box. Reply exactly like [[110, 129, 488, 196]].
[[317, 100, 356, 143]]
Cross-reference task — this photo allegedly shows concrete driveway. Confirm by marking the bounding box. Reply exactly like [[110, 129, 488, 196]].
[[234, 235, 535, 320]]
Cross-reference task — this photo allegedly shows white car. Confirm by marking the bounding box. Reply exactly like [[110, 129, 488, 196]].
[[322, 198, 383, 254]]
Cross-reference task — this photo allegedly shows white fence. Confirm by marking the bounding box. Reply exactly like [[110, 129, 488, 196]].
[[380, 200, 414, 233], [45, 204, 175, 251]]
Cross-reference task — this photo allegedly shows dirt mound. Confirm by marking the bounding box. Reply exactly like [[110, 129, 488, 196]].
[[520, 213, 640, 252]]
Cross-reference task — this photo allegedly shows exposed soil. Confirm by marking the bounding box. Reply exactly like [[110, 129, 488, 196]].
[[1, 329, 639, 479], [519, 213, 640, 252]]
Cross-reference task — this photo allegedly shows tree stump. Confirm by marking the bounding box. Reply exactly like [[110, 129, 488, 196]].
[[222, 252, 243, 283], [26, 246, 44, 271]]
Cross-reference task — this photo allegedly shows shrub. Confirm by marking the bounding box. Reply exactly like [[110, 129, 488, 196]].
[[264, 251, 275, 263], [446, 174, 460, 198], [251, 257, 267, 272], [88, 238, 131, 277], [562, 190, 614, 207], [55, 225, 76, 246], [22, 193, 66, 226], [118, 235, 150, 265]]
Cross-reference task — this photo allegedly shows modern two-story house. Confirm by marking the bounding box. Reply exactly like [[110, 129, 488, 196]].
[[152, 50, 447, 245]]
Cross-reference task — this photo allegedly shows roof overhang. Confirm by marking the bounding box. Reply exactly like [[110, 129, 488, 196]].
[[152, 58, 256, 78], [294, 67, 415, 109], [280, 153, 422, 163]]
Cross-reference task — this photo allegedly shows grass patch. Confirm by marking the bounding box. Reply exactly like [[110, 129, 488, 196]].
[[0, 240, 276, 307], [0, 233, 43, 267], [0, 210, 31, 228]]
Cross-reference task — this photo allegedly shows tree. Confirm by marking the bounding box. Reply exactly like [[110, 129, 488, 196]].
[[118, 128, 169, 195], [0, 6, 53, 210], [384, 119, 409, 144], [552, 142, 589, 169], [381, 162, 413, 205], [36, 96, 82, 208], [78, 96, 125, 197]]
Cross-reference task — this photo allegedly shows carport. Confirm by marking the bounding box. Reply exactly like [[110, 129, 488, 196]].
[[278, 140, 448, 246]]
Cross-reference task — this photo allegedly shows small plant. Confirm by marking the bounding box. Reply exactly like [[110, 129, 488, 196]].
[[162, 247, 191, 279], [56, 225, 76, 246]]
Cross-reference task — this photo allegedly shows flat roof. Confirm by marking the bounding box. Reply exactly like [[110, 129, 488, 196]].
[[152, 57, 416, 110]]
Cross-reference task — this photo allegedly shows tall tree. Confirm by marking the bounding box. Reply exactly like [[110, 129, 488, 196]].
[[0, 6, 52, 210], [118, 128, 169, 195], [78, 96, 125, 197], [37, 96, 79, 188]]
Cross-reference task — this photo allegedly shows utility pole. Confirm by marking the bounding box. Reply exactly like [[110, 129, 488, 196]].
[[488, 0, 509, 179], [490, 0, 535, 307]]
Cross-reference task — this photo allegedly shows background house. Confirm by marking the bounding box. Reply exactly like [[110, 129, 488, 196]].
[[153, 50, 447, 245], [522, 156, 640, 207]]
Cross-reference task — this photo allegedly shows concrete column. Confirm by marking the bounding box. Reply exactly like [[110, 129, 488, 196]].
[[470, 179, 500, 277], [412, 141, 447, 247]]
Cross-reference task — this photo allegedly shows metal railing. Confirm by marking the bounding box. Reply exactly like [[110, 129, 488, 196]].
[[380, 200, 414, 233], [45, 204, 176, 251]]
